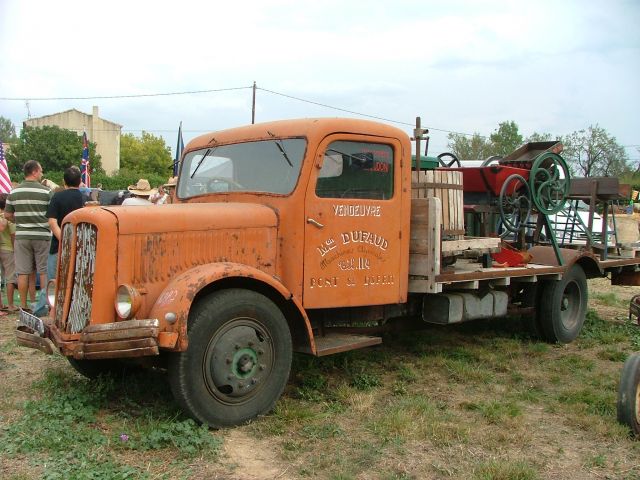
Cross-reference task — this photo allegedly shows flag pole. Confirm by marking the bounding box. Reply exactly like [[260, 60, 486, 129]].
[[252, 81, 256, 124]]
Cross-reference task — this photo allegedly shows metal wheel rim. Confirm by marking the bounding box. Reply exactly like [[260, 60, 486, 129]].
[[560, 280, 581, 330], [499, 174, 531, 234], [203, 317, 274, 405]]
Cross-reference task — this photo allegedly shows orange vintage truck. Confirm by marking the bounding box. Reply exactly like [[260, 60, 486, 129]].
[[16, 118, 640, 427]]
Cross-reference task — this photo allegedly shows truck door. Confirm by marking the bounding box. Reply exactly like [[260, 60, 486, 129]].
[[303, 135, 405, 308]]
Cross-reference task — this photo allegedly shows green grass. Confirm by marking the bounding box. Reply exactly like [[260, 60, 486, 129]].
[[473, 460, 539, 480], [579, 309, 640, 348], [592, 292, 627, 308], [3, 279, 640, 479], [0, 367, 222, 478]]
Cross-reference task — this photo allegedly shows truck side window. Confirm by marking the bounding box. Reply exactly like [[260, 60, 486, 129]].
[[316, 141, 393, 199]]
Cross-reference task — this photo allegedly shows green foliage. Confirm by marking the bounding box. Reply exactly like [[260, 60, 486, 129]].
[[120, 416, 221, 457], [41, 451, 144, 480], [350, 372, 381, 390], [446, 132, 492, 160], [6, 125, 103, 179], [563, 125, 630, 177], [526, 132, 556, 143], [1, 367, 221, 479], [120, 131, 172, 176], [446, 121, 524, 160], [489, 121, 523, 157], [579, 309, 640, 348], [0, 116, 17, 142], [91, 169, 168, 191]]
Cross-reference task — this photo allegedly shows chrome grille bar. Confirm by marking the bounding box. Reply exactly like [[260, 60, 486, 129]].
[[55, 223, 74, 330], [68, 223, 97, 333]]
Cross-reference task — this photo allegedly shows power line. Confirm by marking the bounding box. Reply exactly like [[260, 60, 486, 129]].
[[3, 83, 484, 138], [0, 86, 253, 101], [256, 87, 483, 138]]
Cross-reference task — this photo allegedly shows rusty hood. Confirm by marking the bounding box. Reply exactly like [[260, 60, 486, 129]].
[[102, 203, 278, 235]]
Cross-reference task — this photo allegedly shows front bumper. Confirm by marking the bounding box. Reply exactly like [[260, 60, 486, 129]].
[[16, 310, 163, 359]]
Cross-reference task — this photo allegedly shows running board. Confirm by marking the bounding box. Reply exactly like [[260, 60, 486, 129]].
[[313, 332, 382, 356]]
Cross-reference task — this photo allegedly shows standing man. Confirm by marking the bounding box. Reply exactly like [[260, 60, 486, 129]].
[[33, 166, 85, 316], [4, 160, 52, 313]]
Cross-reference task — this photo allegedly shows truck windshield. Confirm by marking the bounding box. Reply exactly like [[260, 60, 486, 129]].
[[178, 138, 307, 197]]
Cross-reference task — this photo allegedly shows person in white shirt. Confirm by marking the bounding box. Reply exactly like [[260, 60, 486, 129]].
[[122, 179, 156, 206]]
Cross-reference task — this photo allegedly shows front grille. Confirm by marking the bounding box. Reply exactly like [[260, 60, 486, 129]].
[[55, 223, 97, 334]]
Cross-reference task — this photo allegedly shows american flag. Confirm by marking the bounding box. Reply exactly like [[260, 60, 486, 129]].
[[80, 131, 90, 188], [0, 142, 12, 194]]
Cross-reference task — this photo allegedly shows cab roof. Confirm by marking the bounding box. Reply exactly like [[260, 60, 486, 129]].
[[186, 118, 409, 152]]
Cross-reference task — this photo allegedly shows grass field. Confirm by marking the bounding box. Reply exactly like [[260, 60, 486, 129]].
[[1, 278, 639, 479]]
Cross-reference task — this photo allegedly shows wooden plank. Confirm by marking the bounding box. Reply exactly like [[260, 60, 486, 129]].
[[441, 237, 501, 253], [410, 198, 430, 224]]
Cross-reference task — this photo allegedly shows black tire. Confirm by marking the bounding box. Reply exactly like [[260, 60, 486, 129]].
[[67, 357, 131, 379], [168, 289, 292, 428], [617, 354, 640, 438], [518, 284, 545, 340], [538, 264, 588, 343]]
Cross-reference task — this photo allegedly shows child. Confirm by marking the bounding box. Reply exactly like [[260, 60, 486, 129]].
[[0, 193, 17, 313]]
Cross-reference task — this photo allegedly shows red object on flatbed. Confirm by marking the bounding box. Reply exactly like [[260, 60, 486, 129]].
[[448, 165, 530, 196]]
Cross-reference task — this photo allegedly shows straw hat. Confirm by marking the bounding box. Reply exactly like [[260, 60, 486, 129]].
[[164, 176, 178, 188], [128, 179, 157, 196]]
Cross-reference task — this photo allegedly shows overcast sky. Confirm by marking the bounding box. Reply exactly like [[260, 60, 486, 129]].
[[1, 0, 638, 160]]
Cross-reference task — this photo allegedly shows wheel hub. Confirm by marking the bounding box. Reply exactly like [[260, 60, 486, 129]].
[[204, 320, 273, 401]]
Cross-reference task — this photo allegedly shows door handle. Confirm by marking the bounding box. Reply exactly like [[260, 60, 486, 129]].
[[307, 217, 324, 229]]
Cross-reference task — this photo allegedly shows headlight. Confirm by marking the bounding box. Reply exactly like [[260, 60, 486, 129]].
[[115, 284, 141, 319], [46, 279, 56, 308]]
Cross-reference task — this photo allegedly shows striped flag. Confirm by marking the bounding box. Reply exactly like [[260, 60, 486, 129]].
[[0, 142, 12, 194], [80, 131, 90, 188]]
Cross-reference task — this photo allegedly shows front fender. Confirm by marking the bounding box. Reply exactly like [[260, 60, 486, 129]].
[[148, 262, 314, 353]]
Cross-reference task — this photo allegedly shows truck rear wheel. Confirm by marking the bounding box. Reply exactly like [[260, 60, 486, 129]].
[[617, 354, 640, 438], [169, 289, 292, 428], [538, 264, 587, 343]]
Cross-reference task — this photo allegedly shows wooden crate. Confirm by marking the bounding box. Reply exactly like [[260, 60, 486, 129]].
[[411, 169, 464, 239]]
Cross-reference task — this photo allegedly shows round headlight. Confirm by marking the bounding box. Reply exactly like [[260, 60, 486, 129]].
[[115, 284, 140, 319], [46, 279, 56, 308]]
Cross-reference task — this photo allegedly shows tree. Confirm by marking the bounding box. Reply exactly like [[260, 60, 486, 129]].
[[446, 120, 525, 160], [446, 132, 492, 160], [6, 126, 103, 179], [0, 116, 17, 143], [526, 132, 556, 143], [120, 132, 172, 176], [489, 121, 523, 157], [563, 125, 630, 177]]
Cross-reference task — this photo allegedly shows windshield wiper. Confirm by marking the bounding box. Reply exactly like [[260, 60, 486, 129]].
[[191, 147, 216, 179], [268, 131, 293, 167]]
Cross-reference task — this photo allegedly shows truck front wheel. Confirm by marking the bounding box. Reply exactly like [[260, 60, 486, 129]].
[[538, 264, 588, 343], [169, 289, 292, 428]]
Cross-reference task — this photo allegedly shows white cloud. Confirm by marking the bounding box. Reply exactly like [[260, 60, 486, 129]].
[[1, 0, 638, 150]]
